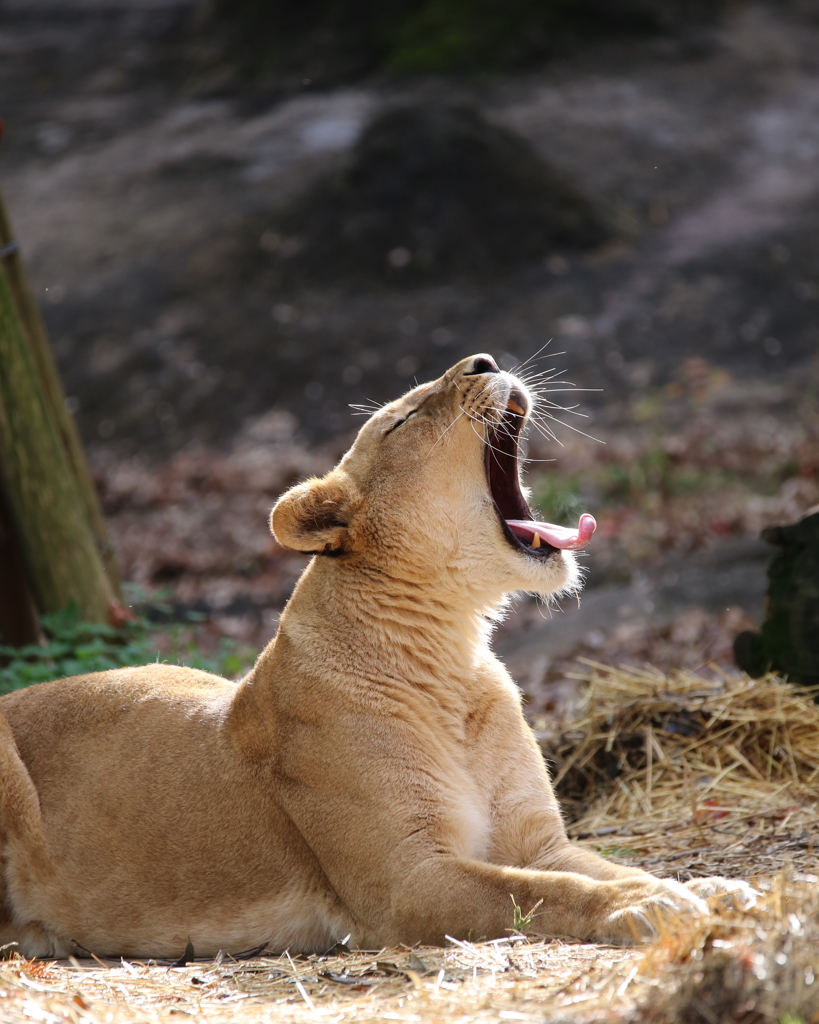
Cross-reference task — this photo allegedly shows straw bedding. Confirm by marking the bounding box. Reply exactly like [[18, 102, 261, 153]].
[[542, 663, 819, 880], [2, 665, 818, 1024]]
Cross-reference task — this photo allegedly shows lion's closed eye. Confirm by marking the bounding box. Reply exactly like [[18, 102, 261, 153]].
[[384, 409, 418, 435]]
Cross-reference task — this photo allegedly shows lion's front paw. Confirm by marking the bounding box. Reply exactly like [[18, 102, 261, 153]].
[[684, 876, 758, 911], [595, 877, 709, 946]]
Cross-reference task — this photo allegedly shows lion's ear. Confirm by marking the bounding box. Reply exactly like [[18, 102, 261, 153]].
[[270, 473, 355, 554]]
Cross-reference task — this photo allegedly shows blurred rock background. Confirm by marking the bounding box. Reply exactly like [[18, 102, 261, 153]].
[[1, 0, 817, 709]]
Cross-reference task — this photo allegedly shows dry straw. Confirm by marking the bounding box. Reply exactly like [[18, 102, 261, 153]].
[[2, 664, 818, 1023], [541, 662, 819, 879]]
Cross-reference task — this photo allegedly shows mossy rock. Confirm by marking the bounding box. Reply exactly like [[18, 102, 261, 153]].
[[271, 103, 609, 286], [733, 508, 819, 688]]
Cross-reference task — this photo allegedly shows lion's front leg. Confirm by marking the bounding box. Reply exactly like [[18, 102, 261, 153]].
[[684, 876, 758, 910], [530, 841, 758, 922], [536, 842, 757, 905], [387, 856, 710, 947], [529, 839, 758, 915], [530, 839, 648, 881]]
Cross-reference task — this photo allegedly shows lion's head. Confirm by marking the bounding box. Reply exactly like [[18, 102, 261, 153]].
[[271, 354, 595, 606]]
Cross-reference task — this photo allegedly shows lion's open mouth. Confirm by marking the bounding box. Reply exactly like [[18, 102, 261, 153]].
[[486, 392, 596, 557]]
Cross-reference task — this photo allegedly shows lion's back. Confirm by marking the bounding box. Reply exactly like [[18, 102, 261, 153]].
[[1, 662, 232, 722], [1, 664, 237, 806]]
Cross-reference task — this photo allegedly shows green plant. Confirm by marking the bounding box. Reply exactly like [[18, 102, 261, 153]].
[[161, 625, 256, 680], [592, 845, 638, 858], [0, 606, 256, 695], [593, 450, 734, 508], [598, 448, 674, 505], [532, 474, 585, 526], [509, 894, 544, 934]]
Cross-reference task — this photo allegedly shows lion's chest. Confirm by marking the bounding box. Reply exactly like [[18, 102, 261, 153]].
[[446, 780, 493, 861], [438, 730, 500, 861], [444, 682, 532, 864]]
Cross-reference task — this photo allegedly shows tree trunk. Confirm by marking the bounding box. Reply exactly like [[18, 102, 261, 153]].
[[0, 190, 121, 596], [0, 262, 115, 622], [0, 488, 40, 647]]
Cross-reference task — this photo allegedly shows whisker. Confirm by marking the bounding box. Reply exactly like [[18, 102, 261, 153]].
[[517, 353, 567, 375], [534, 411, 604, 444], [519, 360, 567, 376], [426, 409, 467, 455], [522, 380, 582, 396], [522, 374, 582, 388], [469, 415, 567, 462], [348, 399, 386, 416], [528, 388, 601, 397], [509, 339, 557, 375], [527, 419, 562, 446], [518, 367, 563, 383], [469, 420, 506, 471], [532, 400, 586, 415], [532, 404, 595, 418]]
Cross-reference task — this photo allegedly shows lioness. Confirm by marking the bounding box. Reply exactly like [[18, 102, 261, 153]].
[[1, 354, 750, 959]]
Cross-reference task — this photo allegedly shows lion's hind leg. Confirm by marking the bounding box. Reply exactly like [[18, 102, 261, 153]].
[[0, 711, 56, 951], [0, 711, 48, 850]]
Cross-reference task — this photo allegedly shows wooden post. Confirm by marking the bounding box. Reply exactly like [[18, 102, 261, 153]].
[[0, 189, 122, 596], [0, 261, 115, 622]]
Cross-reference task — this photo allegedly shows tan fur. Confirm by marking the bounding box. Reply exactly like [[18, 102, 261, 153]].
[[0, 355, 752, 959]]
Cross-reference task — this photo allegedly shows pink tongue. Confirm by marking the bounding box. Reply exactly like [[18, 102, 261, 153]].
[[506, 513, 596, 551]]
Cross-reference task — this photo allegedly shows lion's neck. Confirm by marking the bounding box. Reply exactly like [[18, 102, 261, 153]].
[[251, 557, 503, 700]]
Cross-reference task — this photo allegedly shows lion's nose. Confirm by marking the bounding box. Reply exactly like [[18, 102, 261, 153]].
[[465, 355, 500, 375]]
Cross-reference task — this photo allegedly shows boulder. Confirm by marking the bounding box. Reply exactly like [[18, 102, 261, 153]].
[[733, 508, 819, 688], [273, 102, 609, 285]]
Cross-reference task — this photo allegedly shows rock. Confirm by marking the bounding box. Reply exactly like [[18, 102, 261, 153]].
[[733, 507, 819, 688], [273, 102, 609, 285]]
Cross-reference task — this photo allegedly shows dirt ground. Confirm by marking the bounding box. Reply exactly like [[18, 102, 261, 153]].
[[1, 0, 819, 708]]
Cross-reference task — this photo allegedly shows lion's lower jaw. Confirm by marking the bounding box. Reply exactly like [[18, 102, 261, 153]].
[[508, 547, 582, 600]]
